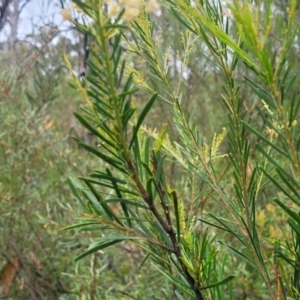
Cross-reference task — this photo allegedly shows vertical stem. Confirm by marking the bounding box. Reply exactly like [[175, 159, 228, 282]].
[[96, 4, 129, 157], [225, 65, 274, 298]]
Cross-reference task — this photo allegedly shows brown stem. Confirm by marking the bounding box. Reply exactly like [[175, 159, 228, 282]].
[[126, 158, 205, 300]]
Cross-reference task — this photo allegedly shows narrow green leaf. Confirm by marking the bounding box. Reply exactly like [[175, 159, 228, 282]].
[[219, 242, 256, 268], [68, 177, 89, 211], [106, 168, 132, 227], [83, 179, 123, 226], [276, 168, 300, 200], [152, 264, 194, 297], [118, 60, 126, 88], [274, 199, 300, 224], [75, 239, 124, 261], [199, 275, 235, 291], [258, 148, 297, 188], [171, 190, 180, 243], [129, 93, 158, 149], [138, 252, 151, 271], [90, 171, 127, 184], [155, 153, 167, 187], [62, 222, 100, 231], [74, 113, 117, 148], [242, 121, 290, 158], [75, 139, 128, 174], [169, 7, 198, 35], [105, 198, 147, 209], [132, 134, 142, 177], [288, 219, 300, 237]]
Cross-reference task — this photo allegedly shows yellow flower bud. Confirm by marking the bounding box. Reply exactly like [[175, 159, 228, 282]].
[[146, 0, 160, 13], [60, 9, 72, 21]]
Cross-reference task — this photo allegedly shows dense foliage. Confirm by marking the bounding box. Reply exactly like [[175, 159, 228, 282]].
[[1, 0, 300, 299]]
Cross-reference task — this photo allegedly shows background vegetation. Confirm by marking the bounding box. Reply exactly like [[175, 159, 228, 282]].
[[1, 0, 300, 299]]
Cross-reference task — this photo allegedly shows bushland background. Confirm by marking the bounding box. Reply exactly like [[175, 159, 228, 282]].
[[0, 0, 299, 299]]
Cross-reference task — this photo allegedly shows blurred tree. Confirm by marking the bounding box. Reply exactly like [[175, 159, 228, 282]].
[[0, 0, 11, 31]]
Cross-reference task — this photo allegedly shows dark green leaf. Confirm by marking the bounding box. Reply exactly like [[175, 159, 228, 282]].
[[129, 93, 158, 149]]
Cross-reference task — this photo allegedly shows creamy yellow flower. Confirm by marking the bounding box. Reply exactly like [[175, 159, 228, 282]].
[[257, 211, 265, 228], [246, 162, 253, 180], [123, 7, 140, 21], [109, 3, 121, 16], [71, 3, 83, 13], [269, 225, 281, 239], [266, 127, 278, 138], [146, 0, 160, 13], [120, 0, 141, 21], [60, 9, 72, 21], [121, 0, 141, 7], [266, 203, 275, 214]]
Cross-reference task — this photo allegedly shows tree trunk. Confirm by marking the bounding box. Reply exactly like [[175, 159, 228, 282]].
[[9, 0, 20, 65]]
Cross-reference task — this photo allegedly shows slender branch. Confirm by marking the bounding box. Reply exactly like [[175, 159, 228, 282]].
[[127, 158, 205, 300], [19, 0, 31, 14], [117, 291, 139, 300], [0, 0, 11, 31], [84, 214, 176, 253]]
